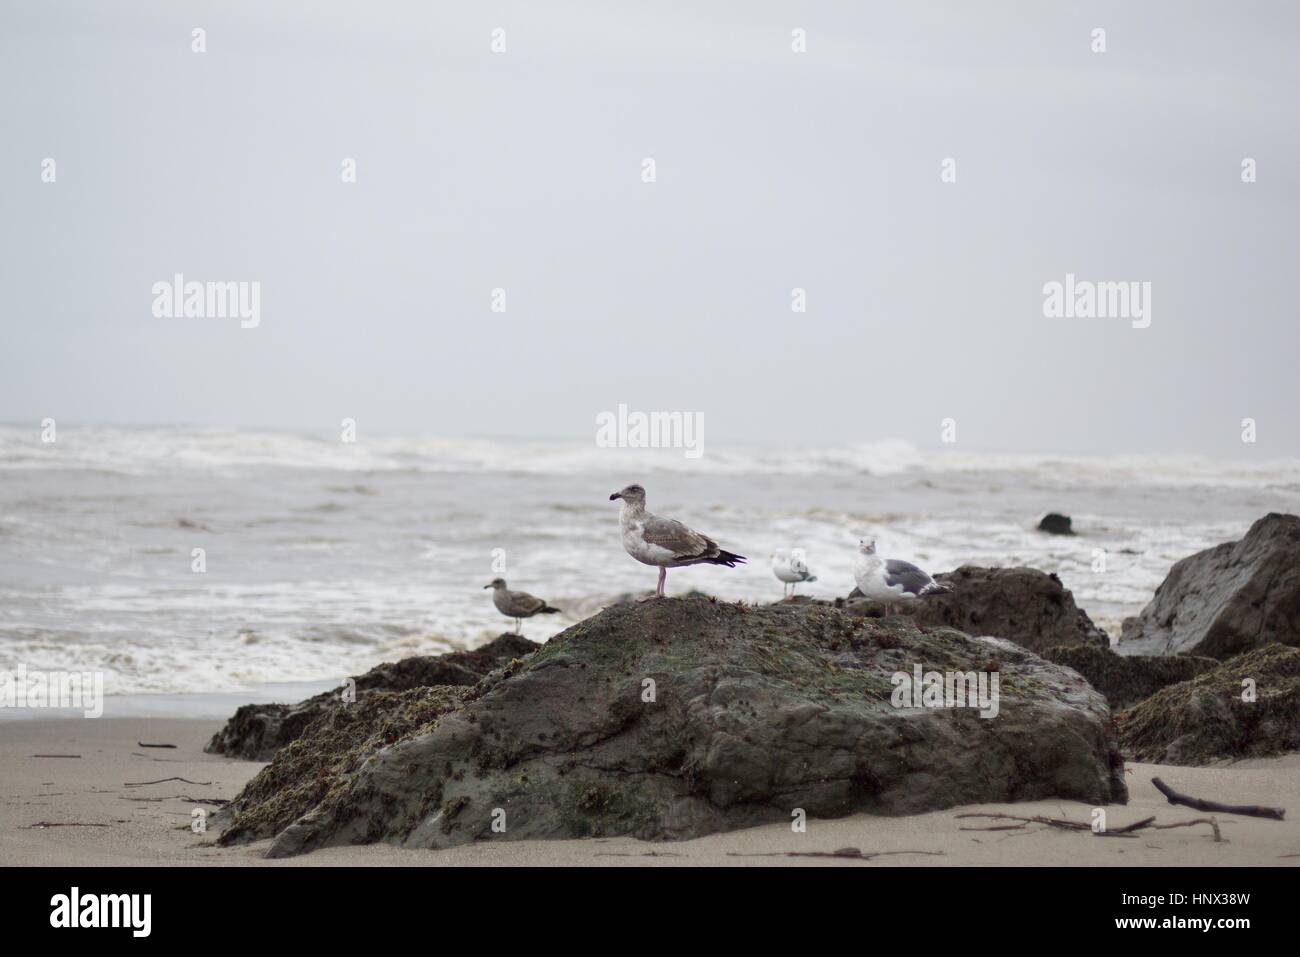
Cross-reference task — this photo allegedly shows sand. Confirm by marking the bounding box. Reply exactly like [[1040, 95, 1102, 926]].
[[2, 718, 1297, 867]]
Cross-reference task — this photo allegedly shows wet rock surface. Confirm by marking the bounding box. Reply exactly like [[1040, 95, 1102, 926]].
[[1042, 643, 1218, 711], [205, 634, 540, 761], [1117, 644, 1300, 765], [217, 598, 1127, 858], [1037, 513, 1075, 535], [847, 566, 1109, 653], [1119, 513, 1300, 659]]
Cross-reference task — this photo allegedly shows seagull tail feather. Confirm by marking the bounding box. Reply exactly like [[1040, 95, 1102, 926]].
[[708, 549, 747, 568], [540, 604, 561, 614]]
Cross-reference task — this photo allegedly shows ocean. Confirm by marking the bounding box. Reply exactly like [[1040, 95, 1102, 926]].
[[2, 425, 1298, 711]]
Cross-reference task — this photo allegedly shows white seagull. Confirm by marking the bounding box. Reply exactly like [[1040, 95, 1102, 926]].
[[609, 484, 746, 599], [852, 539, 950, 614], [771, 548, 817, 599], [484, 578, 561, 633]]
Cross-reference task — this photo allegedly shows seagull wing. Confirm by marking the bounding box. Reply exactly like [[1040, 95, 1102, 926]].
[[883, 559, 934, 595], [503, 590, 547, 616], [641, 514, 716, 562]]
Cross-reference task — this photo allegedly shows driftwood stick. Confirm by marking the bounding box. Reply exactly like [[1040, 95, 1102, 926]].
[[955, 812, 1090, 831], [726, 847, 945, 861], [1150, 817, 1223, 842], [123, 776, 213, 788], [956, 811, 1219, 840], [120, 794, 230, 806], [22, 821, 111, 829], [1151, 777, 1285, 821], [136, 742, 177, 749], [1109, 815, 1157, 834]]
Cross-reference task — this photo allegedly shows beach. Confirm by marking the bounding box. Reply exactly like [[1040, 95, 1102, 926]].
[[3, 718, 1296, 867]]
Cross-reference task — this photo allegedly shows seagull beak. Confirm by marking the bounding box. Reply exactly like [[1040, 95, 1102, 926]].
[[483, 584, 491, 589], [608, 492, 621, 501]]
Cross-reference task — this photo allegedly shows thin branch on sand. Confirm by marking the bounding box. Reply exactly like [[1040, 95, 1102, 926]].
[[956, 811, 1224, 841], [123, 776, 213, 788], [1151, 777, 1285, 821], [726, 847, 945, 861]]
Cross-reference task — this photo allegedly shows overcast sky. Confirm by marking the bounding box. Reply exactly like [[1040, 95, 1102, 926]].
[[1, 1, 1296, 457]]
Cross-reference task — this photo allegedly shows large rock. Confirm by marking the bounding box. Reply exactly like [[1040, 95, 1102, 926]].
[[850, 566, 1109, 653], [1117, 644, 1300, 764], [219, 598, 1127, 858], [1042, 644, 1218, 710], [1119, 513, 1300, 659], [205, 634, 540, 761]]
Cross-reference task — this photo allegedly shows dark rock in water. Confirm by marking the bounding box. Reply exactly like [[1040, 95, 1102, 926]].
[[221, 598, 1126, 858], [1037, 513, 1075, 535], [205, 634, 540, 761], [1042, 644, 1218, 711], [1117, 644, 1300, 764], [1119, 513, 1300, 659], [845, 566, 1109, 654]]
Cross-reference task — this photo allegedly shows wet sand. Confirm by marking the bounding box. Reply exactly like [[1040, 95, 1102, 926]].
[[2, 719, 1297, 866]]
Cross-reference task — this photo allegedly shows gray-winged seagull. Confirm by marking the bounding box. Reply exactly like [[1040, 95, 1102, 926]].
[[484, 578, 560, 633], [851, 539, 950, 614], [771, 548, 817, 599], [608, 484, 746, 599]]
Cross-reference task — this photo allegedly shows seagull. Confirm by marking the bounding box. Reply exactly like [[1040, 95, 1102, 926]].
[[484, 578, 560, 633], [771, 548, 817, 599], [851, 539, 950, 614], [608, 483, 746, 599]]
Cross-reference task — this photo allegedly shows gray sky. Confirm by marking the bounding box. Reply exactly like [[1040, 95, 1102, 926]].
[[2, 0, 1297, 457]]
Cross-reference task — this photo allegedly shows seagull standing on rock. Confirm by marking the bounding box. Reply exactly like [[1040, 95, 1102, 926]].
[[484, 578, 560, 633], [852, 539, 950, 614], [609, 483, 746, 599], [771, 549, 817, 599]]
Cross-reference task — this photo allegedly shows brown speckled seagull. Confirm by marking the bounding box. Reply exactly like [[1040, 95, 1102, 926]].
[[608, 483, 746, 599], [484, 578, 560, 633]]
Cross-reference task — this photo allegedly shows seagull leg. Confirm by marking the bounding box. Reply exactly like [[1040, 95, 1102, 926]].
[[514, 618, 521, 634], [657, 566, 667, 598]]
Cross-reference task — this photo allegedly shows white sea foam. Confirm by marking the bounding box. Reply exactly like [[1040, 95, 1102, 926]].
[[3, 425, 1297, 488], [1, 426, 1297, 699]]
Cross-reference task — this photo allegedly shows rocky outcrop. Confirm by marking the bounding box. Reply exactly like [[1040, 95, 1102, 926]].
[[1042, 644, 1218, 711], [216, 685, 472, 845], [205, 634, 540, 761], [849, 566, 1109, 653], [1119, 513, 1300, 659], [1117, 644, 1300, 764], [217, 598, 1127, 858], [1038, 513, 1075, 535]]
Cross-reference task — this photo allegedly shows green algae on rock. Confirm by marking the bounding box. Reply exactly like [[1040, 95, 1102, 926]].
[[1117, 643, 1300, 765], [205, 633, 539, 761], [1043, 643, 1219, 710], [216, 685, 472, 845], [214, 598, 1127, 858]]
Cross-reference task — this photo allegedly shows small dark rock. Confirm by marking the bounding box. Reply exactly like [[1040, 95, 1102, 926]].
[[1037, 513, 1075, 535]]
